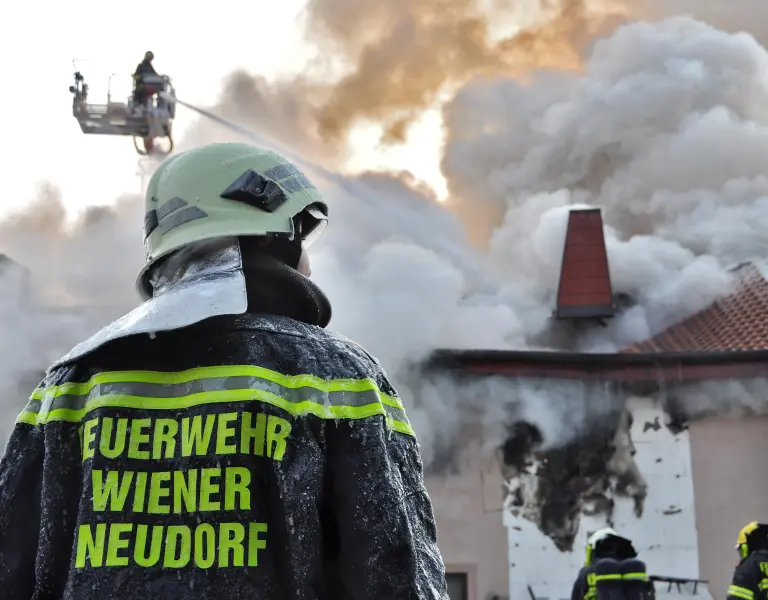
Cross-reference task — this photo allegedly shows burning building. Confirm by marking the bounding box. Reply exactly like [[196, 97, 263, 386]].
[[2, 205, 764, 600], [423, 209, 768, 600]]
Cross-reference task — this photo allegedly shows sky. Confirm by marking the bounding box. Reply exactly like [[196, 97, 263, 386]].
[[0, 0, 446, 220]]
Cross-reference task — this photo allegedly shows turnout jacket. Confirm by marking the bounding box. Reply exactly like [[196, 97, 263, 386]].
[[571, 558, 653, 600], [134, 58, 157, 78], [728, 550, 768, 600], [0, 258, 448, 600]]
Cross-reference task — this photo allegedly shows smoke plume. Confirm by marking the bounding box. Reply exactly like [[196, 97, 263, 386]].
[[3, 11, 768, 476], [201, 0, 629, 151], [304, 0, 628, 142]]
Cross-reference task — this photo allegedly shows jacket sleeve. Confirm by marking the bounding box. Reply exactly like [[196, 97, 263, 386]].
[[325, 359, 448, 600], [0, 422, 43, 599], [727, 558, 760, 600]]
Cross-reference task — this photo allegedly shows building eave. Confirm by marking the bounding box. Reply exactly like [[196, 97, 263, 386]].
[[425, 348, 768, 382]]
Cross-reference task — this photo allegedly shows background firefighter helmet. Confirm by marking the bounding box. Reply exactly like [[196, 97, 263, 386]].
[[585, 528, 637, 566], [144, 51, 154, 61], [735, 522, 768, 558], [137, 142, 328, 298]]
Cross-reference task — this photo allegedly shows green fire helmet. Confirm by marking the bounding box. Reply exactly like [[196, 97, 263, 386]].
[[136, 142, 328, 299]]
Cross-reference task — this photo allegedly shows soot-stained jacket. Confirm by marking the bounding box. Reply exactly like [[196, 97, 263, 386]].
[[0, 264, 448, 600], [727, 550, 768, 600]]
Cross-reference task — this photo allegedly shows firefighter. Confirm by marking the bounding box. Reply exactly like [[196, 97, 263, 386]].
[[572, 528, 653, 600], [133, 51, 159, 108], [134, 50, 158, 77], [727, 522, 768, 600], [0, 143, 449, 600]]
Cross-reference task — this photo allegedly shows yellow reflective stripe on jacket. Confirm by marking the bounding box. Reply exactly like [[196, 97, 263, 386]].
[[758, 580, 768, 591], [595, 574, 622, 581], [623, 573, 650, 582], [17, 365, 413, 436], [728, 585, 755, 600]]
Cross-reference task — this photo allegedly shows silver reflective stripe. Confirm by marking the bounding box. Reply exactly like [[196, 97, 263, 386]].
[[20, 371, 413, 436]]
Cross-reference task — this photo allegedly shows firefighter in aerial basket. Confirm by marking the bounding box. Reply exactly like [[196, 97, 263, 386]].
[[0, 142, 449, 600], [572, 528, 654, 600], [727, 522, 768, 600], [133, 50, 159, 107]]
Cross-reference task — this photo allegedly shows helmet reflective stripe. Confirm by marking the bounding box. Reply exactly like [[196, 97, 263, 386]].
[[588, 528, 619, 548], [136, 142, 328, 299]]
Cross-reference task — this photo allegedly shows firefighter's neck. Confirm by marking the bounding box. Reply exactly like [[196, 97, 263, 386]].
[[241, 251, 331, 328]]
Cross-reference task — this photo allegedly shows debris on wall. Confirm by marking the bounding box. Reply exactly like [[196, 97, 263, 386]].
[[501, 409, 647, 551]]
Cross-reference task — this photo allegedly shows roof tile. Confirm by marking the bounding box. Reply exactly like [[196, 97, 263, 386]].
[[622, 264, 768, 353]]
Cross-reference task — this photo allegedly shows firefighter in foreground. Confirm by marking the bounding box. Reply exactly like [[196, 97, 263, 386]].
[[572, 528, 653, 600], [0, 142, 449, 599], [727, 522, 768, 600]]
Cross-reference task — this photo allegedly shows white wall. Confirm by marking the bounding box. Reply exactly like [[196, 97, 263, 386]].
[[504, 396, 701, 600]]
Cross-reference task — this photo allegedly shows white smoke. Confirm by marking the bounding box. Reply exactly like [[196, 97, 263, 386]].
[[316, 16, 768, 460], [675, 378, 768, 421], [3, 16, 768, 466]]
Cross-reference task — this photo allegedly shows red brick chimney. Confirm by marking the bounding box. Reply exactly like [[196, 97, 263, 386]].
[[554, 208, 614, 320]]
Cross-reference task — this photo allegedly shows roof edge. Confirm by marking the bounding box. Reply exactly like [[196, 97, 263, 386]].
[[424, 349, 768, 382], [426, 348, 768, 368]]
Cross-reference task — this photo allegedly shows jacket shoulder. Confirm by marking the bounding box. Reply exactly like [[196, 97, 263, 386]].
[[737, 553, 766, 570], [220, 315, 397, 390], [299, 324, 398, 394]]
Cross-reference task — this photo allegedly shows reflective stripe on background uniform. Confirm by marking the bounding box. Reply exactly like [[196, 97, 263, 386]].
[[729, 585, 755, 600]]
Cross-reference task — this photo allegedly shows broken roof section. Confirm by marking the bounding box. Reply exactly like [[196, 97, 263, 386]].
[[622, 263, 768, 354]]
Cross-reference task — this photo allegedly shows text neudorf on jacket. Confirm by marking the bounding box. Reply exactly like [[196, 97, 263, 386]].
[[74, 410, 291, 569]]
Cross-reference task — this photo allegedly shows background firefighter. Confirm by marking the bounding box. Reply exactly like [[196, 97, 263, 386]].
[[571, 528, 654, 600], [727, 522, 768, 600], [0, 142, 449, 600]]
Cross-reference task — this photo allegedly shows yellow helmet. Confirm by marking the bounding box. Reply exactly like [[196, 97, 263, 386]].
[[735, 522, 768, 559]]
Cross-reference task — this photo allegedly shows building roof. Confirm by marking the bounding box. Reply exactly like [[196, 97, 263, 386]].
[[622, 263, 768, 354], [427, 262, 768, 383]]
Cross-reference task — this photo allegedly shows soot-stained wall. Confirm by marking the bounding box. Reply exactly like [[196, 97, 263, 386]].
[[502, 396, 700, 600]]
